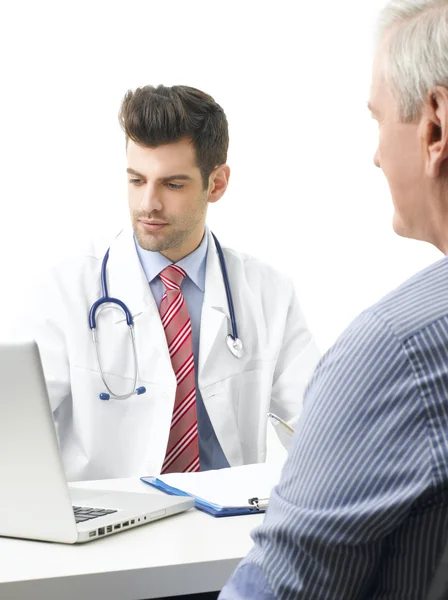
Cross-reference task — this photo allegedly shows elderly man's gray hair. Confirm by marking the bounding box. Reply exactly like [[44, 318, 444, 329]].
[[377, 0, 448, 122]]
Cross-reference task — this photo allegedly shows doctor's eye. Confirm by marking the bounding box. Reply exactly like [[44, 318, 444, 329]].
[[129, 178, 144, 186], [166, 182, 184, 190]]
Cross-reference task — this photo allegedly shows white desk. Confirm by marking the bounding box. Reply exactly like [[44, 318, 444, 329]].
[[0, 477, 263, 600]]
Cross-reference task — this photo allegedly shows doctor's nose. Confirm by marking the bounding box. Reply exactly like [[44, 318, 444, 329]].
[[140, 184, 163, 213]]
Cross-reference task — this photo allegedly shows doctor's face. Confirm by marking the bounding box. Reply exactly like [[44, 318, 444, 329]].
[[127, 138, 210, 262]]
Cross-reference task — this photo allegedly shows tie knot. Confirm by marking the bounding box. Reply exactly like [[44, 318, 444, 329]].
[[160, 265, 187, 291]]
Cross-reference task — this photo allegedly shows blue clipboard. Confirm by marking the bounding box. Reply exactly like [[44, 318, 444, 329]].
[[140, 476, 265, 517]]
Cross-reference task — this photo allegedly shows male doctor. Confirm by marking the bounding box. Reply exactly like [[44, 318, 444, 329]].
[[19, 85, 320, 481]]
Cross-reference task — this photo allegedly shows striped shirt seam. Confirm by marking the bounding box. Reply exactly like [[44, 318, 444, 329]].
[[401, 333, 444, 491], [363, 307, 435, 492], [374, 303, 448, 346], [371, 306, 441, 493]]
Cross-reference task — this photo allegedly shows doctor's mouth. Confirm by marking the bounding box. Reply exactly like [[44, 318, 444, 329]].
[[139, 219, 169, 233]]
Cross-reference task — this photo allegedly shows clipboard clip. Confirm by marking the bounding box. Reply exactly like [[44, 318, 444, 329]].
[[248, 497, 269, 511]]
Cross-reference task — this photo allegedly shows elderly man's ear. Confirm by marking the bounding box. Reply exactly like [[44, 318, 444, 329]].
[[423, 86, 448, 178]]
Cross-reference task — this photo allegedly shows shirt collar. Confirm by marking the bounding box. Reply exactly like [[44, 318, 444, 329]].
[[134, 228, 208, 292]]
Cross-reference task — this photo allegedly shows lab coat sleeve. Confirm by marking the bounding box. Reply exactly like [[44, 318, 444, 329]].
[[269, 281, 320, 427], [9, 268, 71, 414]]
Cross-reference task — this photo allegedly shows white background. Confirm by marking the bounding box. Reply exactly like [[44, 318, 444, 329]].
[[0, 0, 441, 351]]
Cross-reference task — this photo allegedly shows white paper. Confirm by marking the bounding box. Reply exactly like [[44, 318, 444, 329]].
[[158, 462, 283, 508]]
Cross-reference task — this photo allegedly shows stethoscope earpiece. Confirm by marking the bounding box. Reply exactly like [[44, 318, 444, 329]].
[[99, 386, 146, 401]]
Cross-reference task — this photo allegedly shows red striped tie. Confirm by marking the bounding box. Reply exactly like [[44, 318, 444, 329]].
[[159, 265, 200, 474]]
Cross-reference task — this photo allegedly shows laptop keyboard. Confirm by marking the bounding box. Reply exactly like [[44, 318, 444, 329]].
[[73, 505, 117, 523]]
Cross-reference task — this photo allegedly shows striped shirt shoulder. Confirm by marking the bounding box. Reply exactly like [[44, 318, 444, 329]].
[[367, 256, 448, 342]]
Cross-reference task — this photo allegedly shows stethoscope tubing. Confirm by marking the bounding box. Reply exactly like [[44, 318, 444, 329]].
[[89, 232, 243, 400]]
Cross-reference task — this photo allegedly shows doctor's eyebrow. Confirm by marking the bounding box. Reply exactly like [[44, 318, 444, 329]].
[[159, 174, 192, 183], [126, 168, 192, 183], [126, 168, 146, 179]]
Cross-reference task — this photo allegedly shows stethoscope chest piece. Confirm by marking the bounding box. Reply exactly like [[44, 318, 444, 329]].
[[226, 335, 244, 359]]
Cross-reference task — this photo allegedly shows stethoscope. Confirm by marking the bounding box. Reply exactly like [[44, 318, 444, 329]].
[[89, 232, 244, 401]]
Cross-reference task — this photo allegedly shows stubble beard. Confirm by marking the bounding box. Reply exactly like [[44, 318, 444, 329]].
[[132, 193, 208, 253], [134, 220, 191, 253]]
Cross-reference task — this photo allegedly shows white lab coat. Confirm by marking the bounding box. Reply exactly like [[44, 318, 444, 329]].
[[17, 228, 320, 481]]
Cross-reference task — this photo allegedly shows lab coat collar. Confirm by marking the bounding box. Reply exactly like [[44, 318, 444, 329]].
[[107, 228, 156, 324], [203, 228, 230, 316], [199, 229, 231, 372], [107, 227, 230, 333]]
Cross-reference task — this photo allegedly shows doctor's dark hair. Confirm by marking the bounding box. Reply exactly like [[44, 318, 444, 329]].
[[118, 85, 229, 189]]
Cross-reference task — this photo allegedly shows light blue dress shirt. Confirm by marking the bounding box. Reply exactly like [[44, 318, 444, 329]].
[[220, 256, 448, 599], [134, 231, 229, 471]]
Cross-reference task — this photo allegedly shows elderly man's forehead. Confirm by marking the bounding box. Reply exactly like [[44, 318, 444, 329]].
[[369, 52, 388, 113]]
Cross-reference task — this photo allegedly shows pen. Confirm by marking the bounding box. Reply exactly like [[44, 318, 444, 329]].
[[267, 412, 295, 436], [248, 497, 269, 511]]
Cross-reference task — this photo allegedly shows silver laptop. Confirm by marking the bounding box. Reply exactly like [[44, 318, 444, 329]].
[[0, 340, 194, 544]]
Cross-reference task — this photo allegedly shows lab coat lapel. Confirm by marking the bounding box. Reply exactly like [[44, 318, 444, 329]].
[[108, 228, 230, 373], [106, 228, 174, 383], [199, 231, 244, 466], [199, 231, 230, 374], [107, 228, 155, 322]]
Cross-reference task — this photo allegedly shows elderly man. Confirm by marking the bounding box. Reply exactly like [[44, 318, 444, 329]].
[[220, 1, 448, 598]]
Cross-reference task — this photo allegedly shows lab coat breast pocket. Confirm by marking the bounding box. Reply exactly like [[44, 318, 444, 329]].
[[64, 365, 174, 480], [200, 360, 275, 466]]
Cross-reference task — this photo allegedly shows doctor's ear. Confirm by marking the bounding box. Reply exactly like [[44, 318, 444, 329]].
[[423, 86, 448, 179], [207, 164, 230, 204]]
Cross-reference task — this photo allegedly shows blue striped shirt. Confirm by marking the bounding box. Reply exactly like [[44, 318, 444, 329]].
[[220, 256, 448, 599]]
